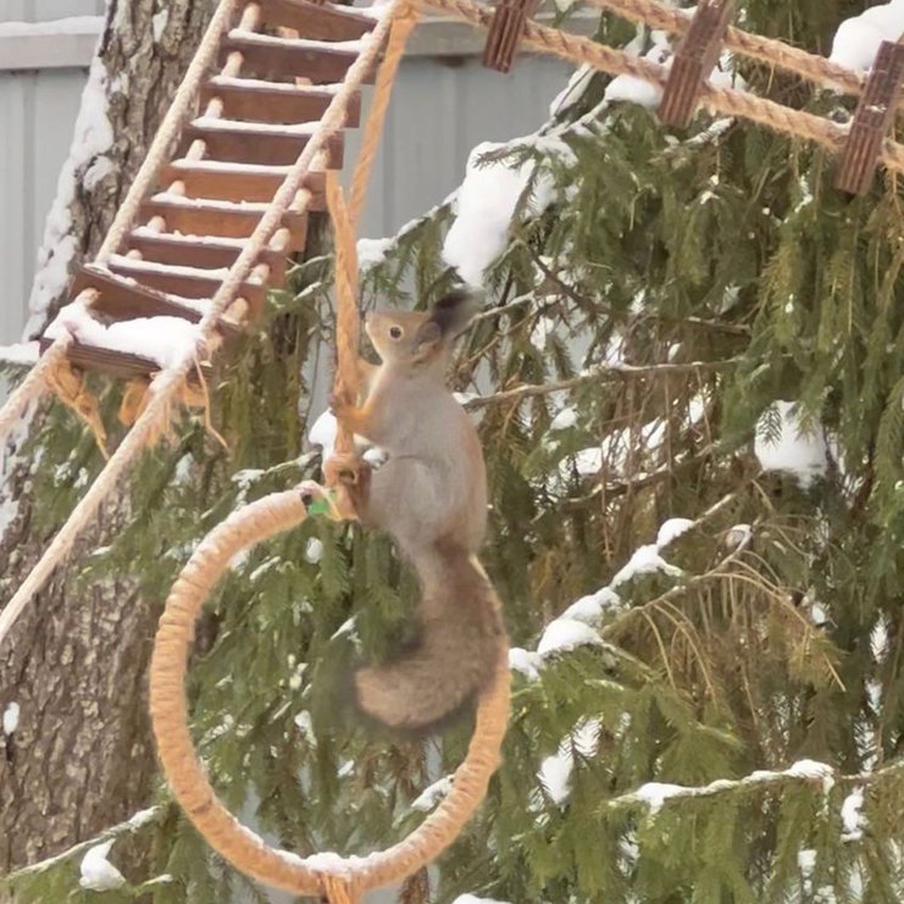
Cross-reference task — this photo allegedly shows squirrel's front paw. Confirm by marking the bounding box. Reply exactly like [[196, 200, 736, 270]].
[[329, 391, 355, 422], [324, 451, 367, 487]]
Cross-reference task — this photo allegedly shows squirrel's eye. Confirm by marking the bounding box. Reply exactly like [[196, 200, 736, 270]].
[[389, 326, 403, 339]]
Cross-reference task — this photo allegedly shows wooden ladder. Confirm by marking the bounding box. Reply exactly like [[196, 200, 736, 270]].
[[40, 0, 379, 380]]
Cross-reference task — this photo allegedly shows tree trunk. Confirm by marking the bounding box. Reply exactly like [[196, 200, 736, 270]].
[[0, 0, 215, 874]]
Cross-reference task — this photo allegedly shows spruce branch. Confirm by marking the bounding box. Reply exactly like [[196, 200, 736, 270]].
[[466, 359, 740, 409], [604, 755, 904, 817], [1, 806, 166, 886]]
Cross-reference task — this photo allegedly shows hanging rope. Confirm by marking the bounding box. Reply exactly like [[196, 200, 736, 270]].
[[326, 3, 420, 478], [348, 7, 422, 227]]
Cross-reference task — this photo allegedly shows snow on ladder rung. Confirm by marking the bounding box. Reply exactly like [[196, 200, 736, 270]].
[[125, 230, 290, 280], [107, 255, 271, 314]]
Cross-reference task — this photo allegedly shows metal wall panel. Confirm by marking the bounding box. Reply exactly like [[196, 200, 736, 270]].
[[0, 23, 573, 342]]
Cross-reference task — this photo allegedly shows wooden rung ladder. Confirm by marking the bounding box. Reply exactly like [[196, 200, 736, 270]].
[[40, 0, 379, 382]]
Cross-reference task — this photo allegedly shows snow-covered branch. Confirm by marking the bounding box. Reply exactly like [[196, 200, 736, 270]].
[[1, 806, 163, 885]]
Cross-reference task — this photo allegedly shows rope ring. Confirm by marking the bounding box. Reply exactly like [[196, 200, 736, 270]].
[[149, 486, 511, 896]]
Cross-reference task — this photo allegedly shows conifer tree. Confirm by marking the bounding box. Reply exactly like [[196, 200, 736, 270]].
[[4, 1, 904, 903]]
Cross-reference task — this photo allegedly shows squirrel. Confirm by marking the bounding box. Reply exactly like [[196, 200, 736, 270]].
[[322, 290, 506, 735]]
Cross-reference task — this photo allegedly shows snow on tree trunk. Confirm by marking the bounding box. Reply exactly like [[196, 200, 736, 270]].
[[0, 0, 214, 874]]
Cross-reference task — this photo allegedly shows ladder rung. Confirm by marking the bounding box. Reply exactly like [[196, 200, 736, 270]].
[[221, 33, 377, 86], [124, 230, 288, 280], [107, 256, 271, 313], [139, 197, 309, 250], [161, 160, 326, 207], [256, 0, 376, 41], [201, 76, 360, 127], [38, 337, 213, 381], [71, 265, 239, 335], [180, 120, 344, 168]]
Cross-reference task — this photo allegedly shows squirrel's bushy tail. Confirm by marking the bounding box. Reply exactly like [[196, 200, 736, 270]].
[[354, 544, 505, 735]]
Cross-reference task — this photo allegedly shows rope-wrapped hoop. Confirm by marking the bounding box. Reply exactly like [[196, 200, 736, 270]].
[[149, 486, 511, 899]]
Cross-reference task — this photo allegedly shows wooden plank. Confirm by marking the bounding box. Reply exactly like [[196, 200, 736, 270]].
[[201, 78, 361, 126], [659, 0, 734, 129], [257, 0, 375, 41], [71, 265, 209, 325], [179, 121, 344, 168], [220, 34, 376, 85], [161, 161, 326, 208], [482, 0, 541, 73], [138, 198, 309, 250], [106, 260, 271, 312], [835, 41, 904, 195], [38, 337, 213, 381], [124, 231, 288, 280]]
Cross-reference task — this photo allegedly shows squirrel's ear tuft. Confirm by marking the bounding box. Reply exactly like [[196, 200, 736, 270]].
[[430, 289, 482, 338]]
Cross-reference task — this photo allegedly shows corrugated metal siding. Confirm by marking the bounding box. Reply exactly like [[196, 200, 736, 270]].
[[0, 10, 572, 343]]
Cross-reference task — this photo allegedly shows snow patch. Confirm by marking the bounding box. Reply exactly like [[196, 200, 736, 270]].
[[830, 2, 904, 71], [610, 544, 682, 588], [538, 720, 600, 805], [841, 787, 865, 842], [604, 34, 746, 111], [152, 9, 169, 42], [632, 781, 685, 815], [3, 702, 20, 735], [530, 315, 557, 352], [656, 517, 695, 548], [80, 841, 126, 891], [0, 343, 39, 367], [44, 300, 202, 369], [537, 618, 601, 657], [293, 710, 316, 746], [357, 237, 394, 272], [561, 587, 621, 625], [411, 775, 454, 812], [443, 141, 554, 287], [305, 537, 324, 564], [549, 406, 577, 431], [509, 646, 543, 681], [451, 897, 514, 904], [786, 759, 835, 793], [755, 401, 827, 488]]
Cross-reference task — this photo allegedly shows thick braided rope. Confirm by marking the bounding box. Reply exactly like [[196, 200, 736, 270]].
[[585, 0, 869, 100], [326, 170, 361, 457], [0, 0, 239, 453], [327, 8, 418, 458], [420, 0, 904, 178], [348, 6, 422, 227], [0, 0, 404, 653], [149, 488, 511, 897]]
